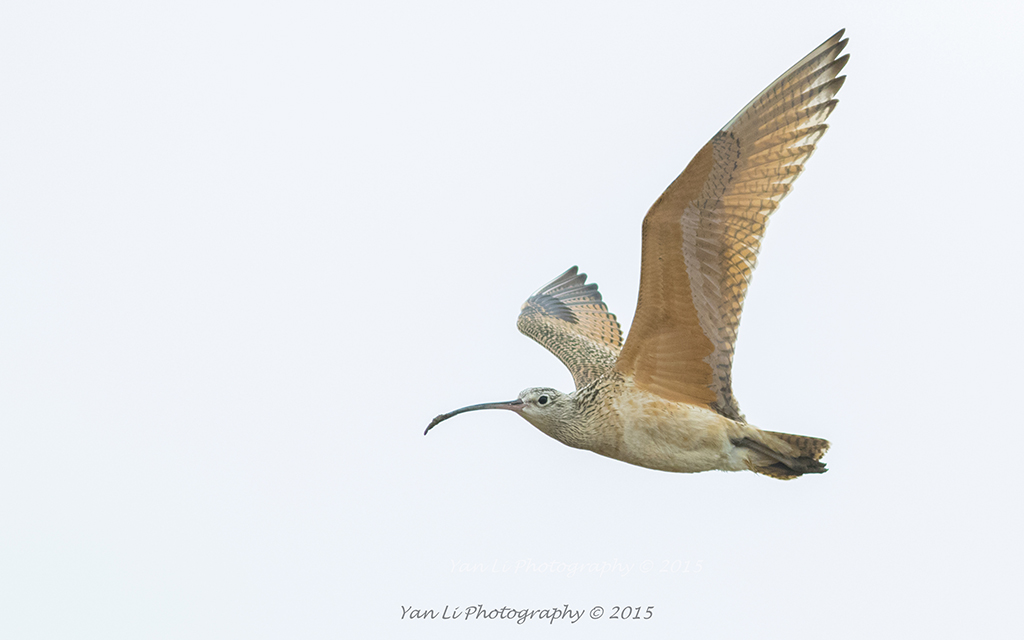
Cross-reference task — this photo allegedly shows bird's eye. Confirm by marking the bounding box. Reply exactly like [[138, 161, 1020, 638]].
[[538, 395, 549, 405]]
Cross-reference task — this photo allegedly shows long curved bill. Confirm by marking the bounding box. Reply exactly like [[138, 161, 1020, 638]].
[[424, 399, 524, 435]]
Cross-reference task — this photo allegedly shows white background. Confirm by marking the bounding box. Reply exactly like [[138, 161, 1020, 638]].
[[2, 1, 1021, 638]]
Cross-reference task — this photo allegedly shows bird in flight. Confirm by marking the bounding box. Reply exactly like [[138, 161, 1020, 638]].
[[425, 30, 849, 479]]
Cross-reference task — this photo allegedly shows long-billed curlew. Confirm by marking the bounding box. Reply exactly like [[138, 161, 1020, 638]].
[[425, 30, 849, 479]]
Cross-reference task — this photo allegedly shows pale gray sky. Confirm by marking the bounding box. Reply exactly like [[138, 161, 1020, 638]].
[[2, 1, 1021, 638]]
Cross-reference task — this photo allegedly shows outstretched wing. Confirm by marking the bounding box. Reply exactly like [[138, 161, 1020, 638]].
[[615, 30, 850, 421], [517, 266, 623, 389]]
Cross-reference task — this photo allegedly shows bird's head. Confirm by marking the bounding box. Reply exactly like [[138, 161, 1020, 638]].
[[513, 387, 575, 434]]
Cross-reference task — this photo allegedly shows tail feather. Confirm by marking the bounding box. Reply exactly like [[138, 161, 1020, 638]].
[[736, 431, 831, 480], [763, 430, 830, 461]]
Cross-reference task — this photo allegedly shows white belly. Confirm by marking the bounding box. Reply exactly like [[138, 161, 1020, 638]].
[[600, 390, 747, 473]]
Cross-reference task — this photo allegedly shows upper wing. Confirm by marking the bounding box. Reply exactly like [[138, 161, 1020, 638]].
[[517, 266, 623, 389], [615, 30, 849, 420]]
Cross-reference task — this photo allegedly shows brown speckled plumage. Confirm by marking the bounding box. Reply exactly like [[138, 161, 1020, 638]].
[[517, 267, 622, 389]]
